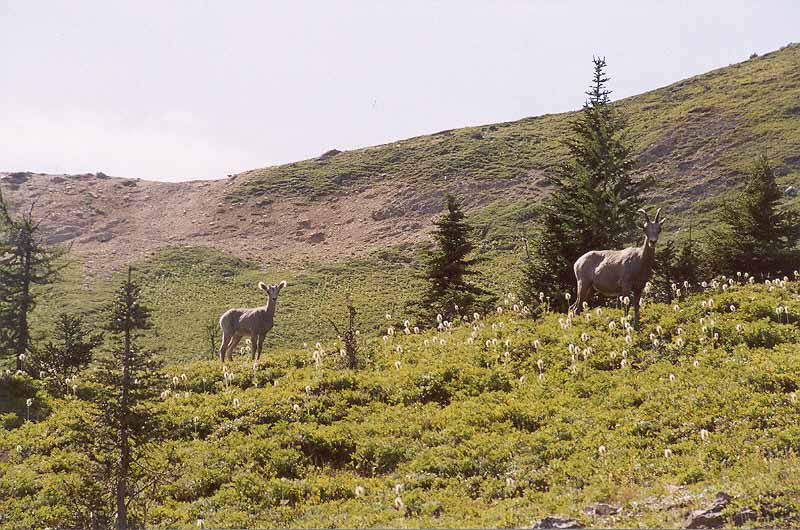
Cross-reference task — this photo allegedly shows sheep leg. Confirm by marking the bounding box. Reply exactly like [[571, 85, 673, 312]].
[[226, 335, 242, 360], [632, 291, 642, 328], [219, 332, 231, 363], [250, 333, 264, 361], [572, 280, 592, 315], [248, 334, 257, 360], [256, 334, 265, 361]]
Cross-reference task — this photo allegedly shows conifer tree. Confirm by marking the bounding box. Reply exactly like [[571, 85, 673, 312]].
[[26, 313, 102, 393], [0, 192, 63, 369], [706, 156, 799, 276], [90, 267, 161, 530], [420, 194, 489, 323], [524, 57, 643, 305], [651, 239, 678, 302], [673, 227, 702, 287]]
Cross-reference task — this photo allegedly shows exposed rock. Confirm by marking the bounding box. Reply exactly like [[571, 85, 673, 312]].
[[584, 503, 620, 516], [94, 232, 113, 243], [531, 516, 582, 529], [785, 185, 797, 197], [306, 231, 326, 243], [5, 172, 32, 183], [330, 173, 357, 185], [685, 492, 732, 528], [317, 149, 341, 161], [785, 155, 800, 167], [371, 205, 405, 221], [732, 508, 758, 526], [48, 225, 82, 244]]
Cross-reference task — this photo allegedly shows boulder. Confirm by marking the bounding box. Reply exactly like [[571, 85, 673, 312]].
[[306, 231, 326, 243], [685, 492, 732, 528], [732, 508, 758, 526], [317, 149, 341, 161], [4, 172, 31, 184], [48, 225, 82, 244], [584, 503, 621, 516], [531, 516, 582, 529]]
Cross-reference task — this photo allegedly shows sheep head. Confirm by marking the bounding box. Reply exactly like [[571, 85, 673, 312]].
[[637, 208, 666, 245], [258, 280, 288, 302]]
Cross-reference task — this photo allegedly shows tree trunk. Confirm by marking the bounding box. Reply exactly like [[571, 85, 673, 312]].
[[15, 242, 31, 371], [116, 271, 133, 530]]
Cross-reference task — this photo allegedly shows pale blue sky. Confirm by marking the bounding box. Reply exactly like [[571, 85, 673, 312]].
[[1, 1, 798, 181]]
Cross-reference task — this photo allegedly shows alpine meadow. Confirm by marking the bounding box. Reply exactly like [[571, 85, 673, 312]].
[[2, 40, 800, 530]]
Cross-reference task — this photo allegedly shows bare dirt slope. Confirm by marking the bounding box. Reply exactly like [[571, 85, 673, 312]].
[[0, 170, 542, 274]]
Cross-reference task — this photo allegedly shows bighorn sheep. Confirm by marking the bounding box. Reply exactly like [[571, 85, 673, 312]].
[[569, 208, 665, 327], [218, 281, 287, 362]]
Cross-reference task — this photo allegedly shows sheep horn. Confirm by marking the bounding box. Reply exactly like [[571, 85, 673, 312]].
[[654, 208, 663, 222], [637, 208, 650, 224]]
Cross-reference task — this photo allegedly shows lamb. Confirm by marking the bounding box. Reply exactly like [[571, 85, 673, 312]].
[[218, 280, 287, 363], [569, 208, 666, 327]]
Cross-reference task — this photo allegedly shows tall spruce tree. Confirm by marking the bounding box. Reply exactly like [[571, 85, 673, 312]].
[[90, 267, 162, 530], [706, 156, 799, 276], [0, 192, 63, 369], [419, 194, 489, 324], [523, 57, 643, 305]]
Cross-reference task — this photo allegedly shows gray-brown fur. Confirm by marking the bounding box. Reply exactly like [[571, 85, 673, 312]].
[[219, 280, 287, 362], [570, 208, 666, 327]]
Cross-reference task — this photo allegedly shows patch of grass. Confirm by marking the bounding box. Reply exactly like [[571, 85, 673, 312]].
[[3, 280, 800, 527]]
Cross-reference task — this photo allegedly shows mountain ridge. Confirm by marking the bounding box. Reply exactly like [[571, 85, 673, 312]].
[[3, 42, 800, 273]]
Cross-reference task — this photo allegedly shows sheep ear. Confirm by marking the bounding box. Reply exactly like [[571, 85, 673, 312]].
[[659, 217, 667, 226], [278, 280, 288, 290], [258, 282, 269, 292]]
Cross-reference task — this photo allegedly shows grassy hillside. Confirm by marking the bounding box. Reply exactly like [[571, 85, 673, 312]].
[[231, 43, 800, 216], [25, 244, 520, 365], [3, 43, 800, 530], [2, 278, 800, 528]]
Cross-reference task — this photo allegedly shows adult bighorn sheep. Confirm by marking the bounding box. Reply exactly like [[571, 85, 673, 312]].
[[569, 208, 666, 327], [218, 281, 287, 363]]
